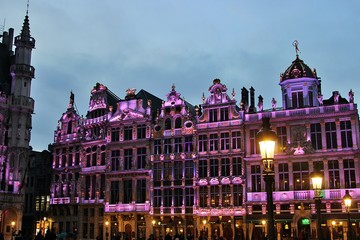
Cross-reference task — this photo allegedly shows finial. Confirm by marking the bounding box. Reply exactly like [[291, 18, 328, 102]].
[[172, 83, 175, 91], [292, 40, 300, 56], [26, 0, 30, 16]]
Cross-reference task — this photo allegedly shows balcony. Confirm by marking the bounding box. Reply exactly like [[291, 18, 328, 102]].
[[105, 201, 150, 213]]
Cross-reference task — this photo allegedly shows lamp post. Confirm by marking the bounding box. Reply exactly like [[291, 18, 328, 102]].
[[11, 221, 15, 240], [343, 190, 352, 240], [311, 167, 323, 240], [105, 220, 109, 240], [257, 117, 277, 240], [202, 219, 207, 238]]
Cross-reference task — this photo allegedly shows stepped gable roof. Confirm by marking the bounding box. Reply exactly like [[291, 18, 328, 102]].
[[280, 55, 318, 82]]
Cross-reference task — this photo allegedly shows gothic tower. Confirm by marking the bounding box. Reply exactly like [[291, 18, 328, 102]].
[[0, 11, 35, 237]]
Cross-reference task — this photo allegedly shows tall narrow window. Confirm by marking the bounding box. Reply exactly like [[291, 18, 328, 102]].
[[250, 129, 259, 154], [277, 126, 287, 153], [210, 186, 219, 207], [163, 189, 172, 207], [198, 160, 207, 178], [328, 160, 340, 189], [222, 185, 231, 207], [220, 132, 230, 150], [343, 159, 356, 188], [310, 123, 322, 150], [233, 184, 243, 206], [293, 162, 309, 190], [124, 126, 133, 141], [209, 134, 218, 151], [136, 179, 146, 203], [124, 149, 133, 170], [137, 124, 146, 139], [174, 137, 182, 153], [185, 188, 194, 206], [164, 139, 172, 154], [278, 163, 289, 191], [111, 128, 120, 142], [165, 118, 171, 130], [185, 161, 194, 179], [340, 120, 353, 148], [154, 140, 162, 155], [221, 158, 230, 176], [209, 109, 218, 122], [232, 157, 242, 176], [184, 136, 193, 152], [325, 122, 337, 149], [174, 188, 183, 207], [153, 189, 161, 207], [292, 92, 304, 108], [251, 165, 261, 192], [111, 150, 120, 171], [137, 147, 147, 169], [220, 107, 229, 121], [232, 131, 241, 150], [199, 135, 207, 152], [209, 158, 218, 177], [175, 118, 182, 129], [199, 186, 208, 207], [110, 181, 119, 204], [123, 180, 132, 203]]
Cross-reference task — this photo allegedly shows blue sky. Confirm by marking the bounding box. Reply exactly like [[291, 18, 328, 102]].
[[2, 1, 360, 151]]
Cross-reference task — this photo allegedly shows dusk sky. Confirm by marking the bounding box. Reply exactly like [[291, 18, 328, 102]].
[[2, 1, 360, 151]]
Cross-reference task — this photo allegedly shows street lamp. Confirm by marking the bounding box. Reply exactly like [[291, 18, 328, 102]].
[[11, 221, 15, 240], [311, 167, 323, 240], [257, 117, 277, 240], [343, 190, 352, 240], [105, 220, 109, 240]]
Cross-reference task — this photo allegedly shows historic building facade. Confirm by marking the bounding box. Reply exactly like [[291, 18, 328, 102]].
[[0, 12, 36, 240], [50, 52, 360, 240]]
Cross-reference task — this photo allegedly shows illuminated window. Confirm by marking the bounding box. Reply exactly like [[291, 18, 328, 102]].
[[251, 165, 261, 192], [328, 160, 340, 189], [293, 162, 309, 190], [278, 163, 289, 191], [344, 159, 356, 188]]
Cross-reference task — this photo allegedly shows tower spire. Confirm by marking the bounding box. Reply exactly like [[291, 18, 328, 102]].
[[26, 0, 30, 16]]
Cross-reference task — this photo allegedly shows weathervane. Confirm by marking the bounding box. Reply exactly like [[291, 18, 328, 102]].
[[293, 40, 300, 56]]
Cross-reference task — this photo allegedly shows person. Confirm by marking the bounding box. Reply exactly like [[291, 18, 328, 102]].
[[35, 231, 45, 240]]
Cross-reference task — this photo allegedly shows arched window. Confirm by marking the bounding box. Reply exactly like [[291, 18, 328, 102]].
[[175, 117, 182, 129], [165, 118, 171, 130]]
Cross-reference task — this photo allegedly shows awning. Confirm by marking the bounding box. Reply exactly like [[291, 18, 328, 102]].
[[221, 216, 231, 222], [209, 216, 219, 223]]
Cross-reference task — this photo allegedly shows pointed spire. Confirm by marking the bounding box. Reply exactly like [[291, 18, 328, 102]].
[[20, 15, 31, 38]]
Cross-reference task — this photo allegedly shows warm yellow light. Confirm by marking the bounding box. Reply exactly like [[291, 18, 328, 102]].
[[262, 220, 266, 225], [257, 118, 277, 172], [202, 219, 207, 225], [343, 190, 352, 208], [152, 220, 156, 225], [11, 221, 15, 227], [105, 221, 109, 226], [332, 221, 336, 226]]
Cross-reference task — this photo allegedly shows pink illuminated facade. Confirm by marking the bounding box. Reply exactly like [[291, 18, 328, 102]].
[[50, 52, 360, 240]]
